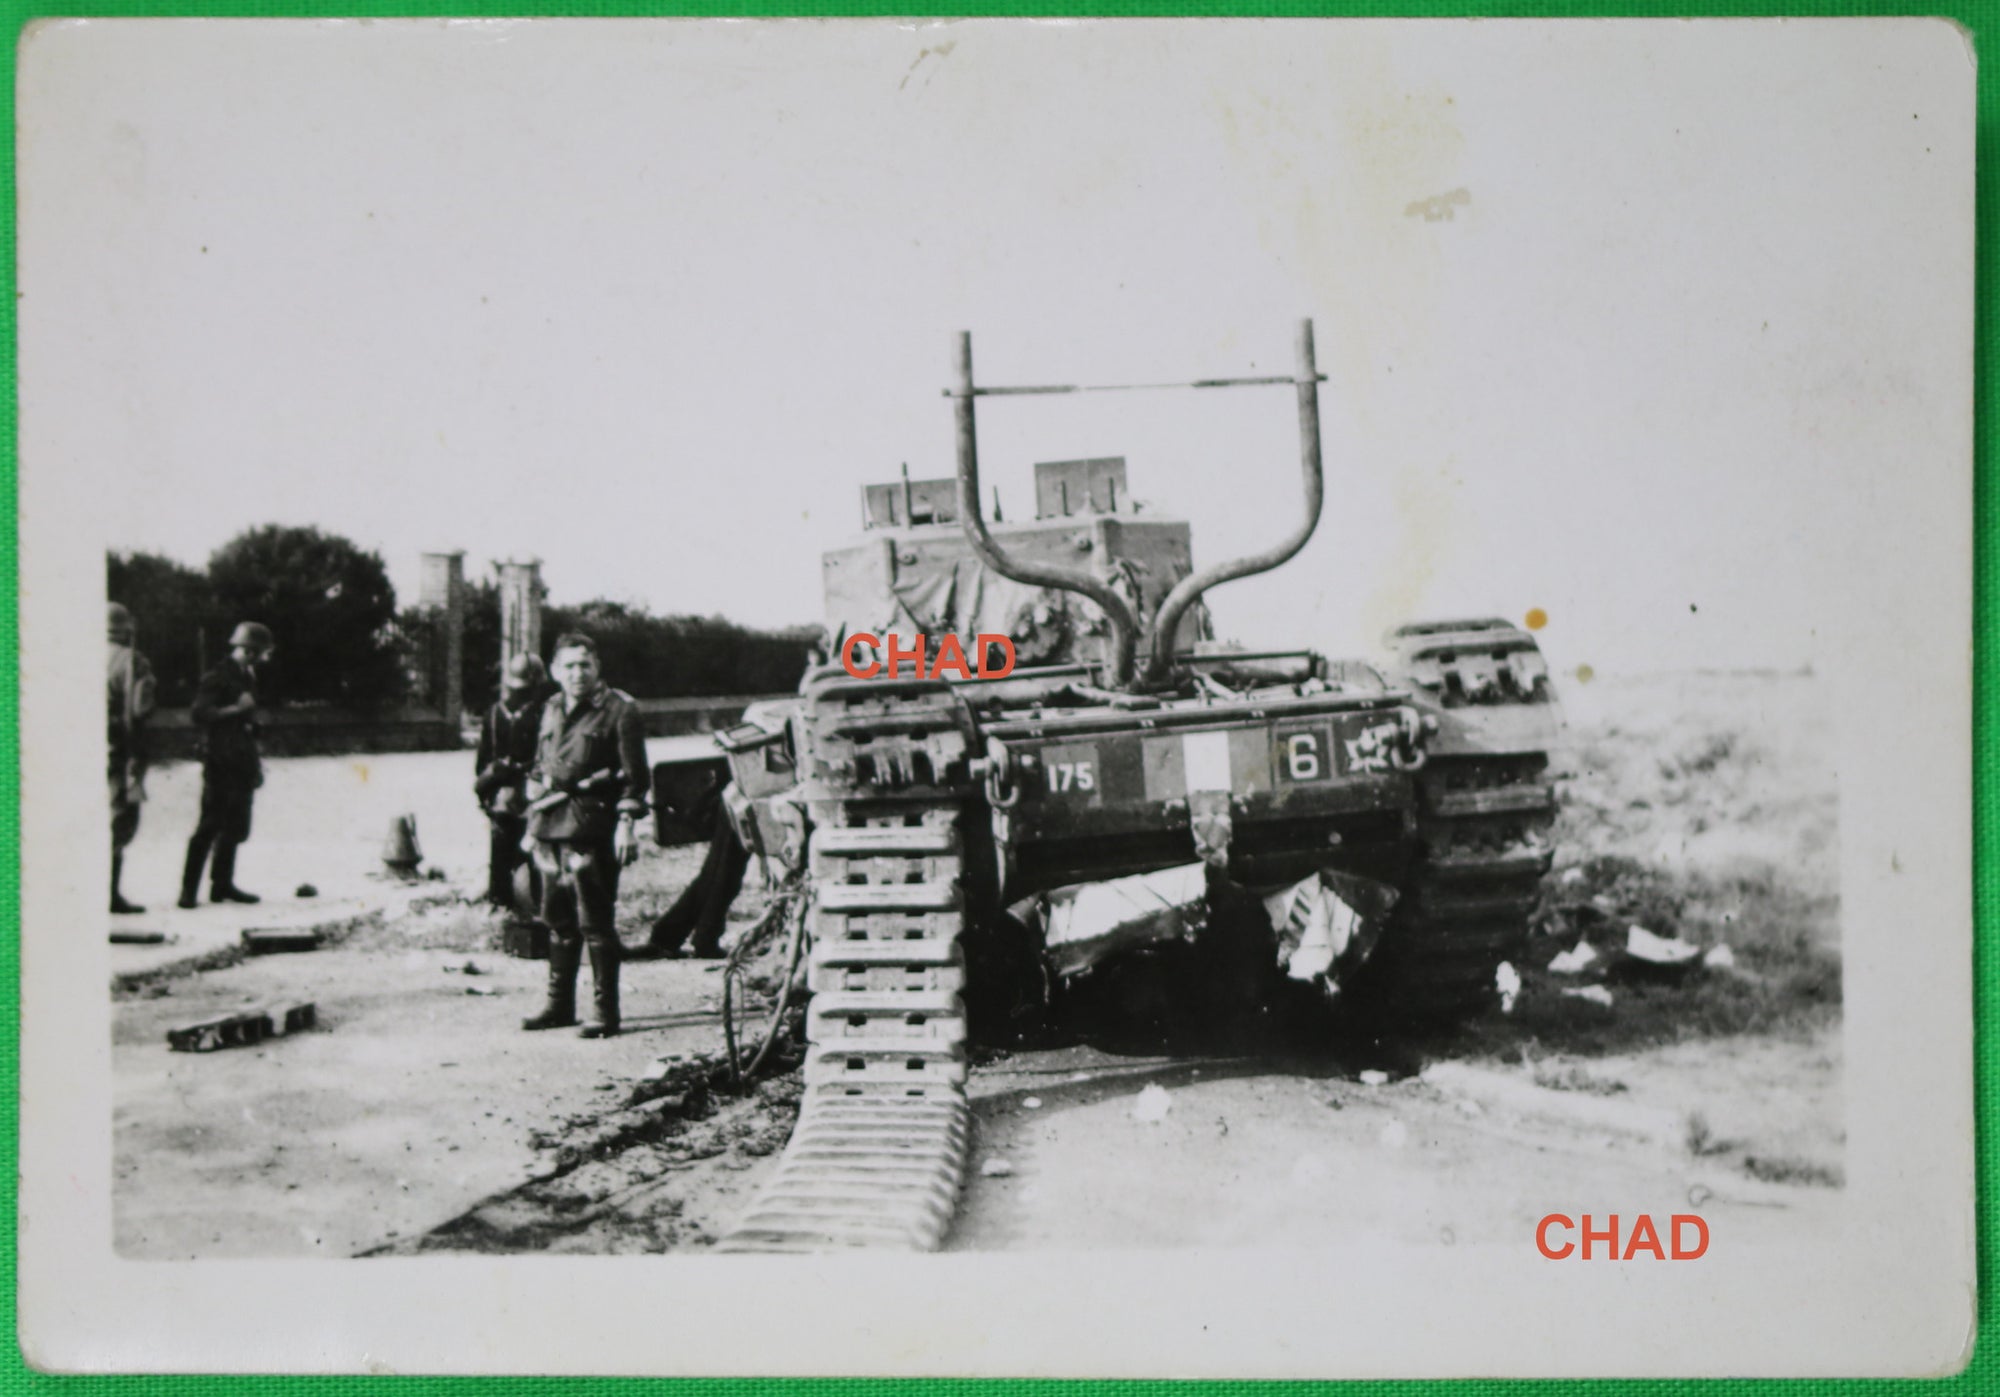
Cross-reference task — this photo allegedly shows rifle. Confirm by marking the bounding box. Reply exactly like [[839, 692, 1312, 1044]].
[[524, 768, 619, 816]]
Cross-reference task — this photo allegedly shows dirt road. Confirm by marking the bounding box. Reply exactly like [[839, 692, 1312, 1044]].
[[113, 900, 746, 1258], [951, 1032, 1840, 1252]]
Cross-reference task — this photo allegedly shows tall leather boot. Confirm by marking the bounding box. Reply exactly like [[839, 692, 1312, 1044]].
[[579, 941, 621, 1039], [210, 839, 259, 903], [178, 835, 208, 911], [522, 937, 581, 1030], [111, 847, 144, 915]]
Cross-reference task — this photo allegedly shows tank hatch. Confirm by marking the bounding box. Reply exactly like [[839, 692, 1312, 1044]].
[[862, 476, 960, 530], [1034, 457, 1127, 518]]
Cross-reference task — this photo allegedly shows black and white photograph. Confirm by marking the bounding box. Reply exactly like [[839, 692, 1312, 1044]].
[[17, 17, 1975, 1377]]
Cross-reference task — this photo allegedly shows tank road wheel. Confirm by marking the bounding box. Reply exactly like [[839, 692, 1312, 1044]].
[[713, 800, 971, 1253], [1352, 752, 1556, 1026]]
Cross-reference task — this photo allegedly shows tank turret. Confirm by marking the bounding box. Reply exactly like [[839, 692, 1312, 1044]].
[[822, 457, 1209, 674]]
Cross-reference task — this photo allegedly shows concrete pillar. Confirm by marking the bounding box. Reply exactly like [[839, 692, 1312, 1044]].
[[498, 559, 545, 673], [419, 551, 465, 725]]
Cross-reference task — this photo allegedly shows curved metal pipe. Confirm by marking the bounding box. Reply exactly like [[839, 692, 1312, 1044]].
[[951, 331, 1141, 687], [1140, 319, 1326, 687]]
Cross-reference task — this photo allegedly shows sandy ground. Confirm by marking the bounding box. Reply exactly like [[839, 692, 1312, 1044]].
[[113, 922, 738, 1258], [112, 671, 1844, 1256], [952, 1029, 1841, 1252]]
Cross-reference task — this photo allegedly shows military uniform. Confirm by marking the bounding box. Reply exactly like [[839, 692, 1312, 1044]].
[[107, 609, 157, 914], [525, 682, 649, 1035], [179, 654, 264, 906], [475, 687, 548, 908], [643, 785, 749, 959]]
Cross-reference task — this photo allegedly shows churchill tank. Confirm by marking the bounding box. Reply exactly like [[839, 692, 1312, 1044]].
[[680, 321, 1560, 1251]]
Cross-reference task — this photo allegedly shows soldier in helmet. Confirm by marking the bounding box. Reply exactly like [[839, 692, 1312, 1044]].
[[474, 653, 550, 910], [107, 603, 157, 915], [178, 621, 273, 908]]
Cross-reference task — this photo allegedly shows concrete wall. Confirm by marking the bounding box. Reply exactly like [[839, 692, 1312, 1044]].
[[143, 692, 793, 760], [146, 707, 463, 760]]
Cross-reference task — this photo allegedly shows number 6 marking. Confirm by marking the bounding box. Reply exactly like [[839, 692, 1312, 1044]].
[[1287, 733, 1321, 780]]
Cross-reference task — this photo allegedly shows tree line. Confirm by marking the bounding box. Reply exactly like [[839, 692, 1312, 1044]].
[[109, 525, 817, 712]]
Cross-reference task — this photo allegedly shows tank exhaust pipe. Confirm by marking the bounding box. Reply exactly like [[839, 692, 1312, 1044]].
[[1139, 319, 1325, 685], [951, 331, 1143, 686]]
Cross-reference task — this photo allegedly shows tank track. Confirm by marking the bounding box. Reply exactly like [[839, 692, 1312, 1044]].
[[715, 678, 973, 1252], [712, 806, 971, 1251], [1353, 751, 1556, 1023]]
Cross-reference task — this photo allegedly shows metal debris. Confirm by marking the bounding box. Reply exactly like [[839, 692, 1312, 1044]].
[[1045, 865, 1206, 977], [1626, 924, 1702, 967], [1548, 940, 1599, 975], [1263, 868, 1396, 986], [241, 927, 321, 955], [167, 1002, 316, 1053]]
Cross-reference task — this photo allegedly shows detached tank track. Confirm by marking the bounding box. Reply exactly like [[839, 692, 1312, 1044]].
[[1354, 751, 1557, 1023], [714, 685, 974, 1254]]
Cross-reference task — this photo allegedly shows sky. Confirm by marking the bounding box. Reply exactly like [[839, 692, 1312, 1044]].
[[19, 18, 1974, 678]]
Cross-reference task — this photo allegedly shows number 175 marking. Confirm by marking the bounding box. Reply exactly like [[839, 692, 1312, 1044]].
[[1046, 761, 1096, 792], [1038, 744, 1102, 802]]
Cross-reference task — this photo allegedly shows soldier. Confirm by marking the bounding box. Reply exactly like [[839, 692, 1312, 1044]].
[[474, 653, 549, 911], [178, 621, 273, 909], [521, 633, 649, 1039], [640, 789, 748, 960], [107, 603, 157, 915]]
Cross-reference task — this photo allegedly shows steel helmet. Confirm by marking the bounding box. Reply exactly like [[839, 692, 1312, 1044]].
[[107, 603, 135, 645], [229, 621, 275, 656], [502, 653, 548, 694]]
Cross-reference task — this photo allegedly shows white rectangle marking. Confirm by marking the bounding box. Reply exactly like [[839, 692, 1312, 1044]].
[[1181, 730, 1232, 792]]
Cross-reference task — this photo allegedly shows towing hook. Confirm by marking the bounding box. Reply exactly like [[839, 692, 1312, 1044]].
[[1392, 708, 1431, 772], [980, 738, 1022, 809]]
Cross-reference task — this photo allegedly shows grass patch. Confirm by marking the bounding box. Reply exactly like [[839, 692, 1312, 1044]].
[[1532, 1063, 1628, 1096], [1743, 1154, 1843, 1188], [1453, 853, 1839, 1061], [1682, 1110, 1736, 1157]]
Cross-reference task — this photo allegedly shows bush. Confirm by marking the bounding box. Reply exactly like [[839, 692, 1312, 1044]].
[[207, 525, 405, 710], [539, 599, 814, 700]]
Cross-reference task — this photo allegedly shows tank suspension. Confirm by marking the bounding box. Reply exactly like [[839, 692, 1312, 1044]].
[[1140, 319, 1327, 687]]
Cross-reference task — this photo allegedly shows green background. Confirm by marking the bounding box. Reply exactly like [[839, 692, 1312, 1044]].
[[2, 2, 1987, 1391]]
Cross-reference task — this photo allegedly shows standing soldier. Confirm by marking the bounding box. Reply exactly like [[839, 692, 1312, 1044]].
[[107, 603, 157, 915], [521, 633, 649, 1038], [474, 654, 549, 911], [178, 621, 273, 908]]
